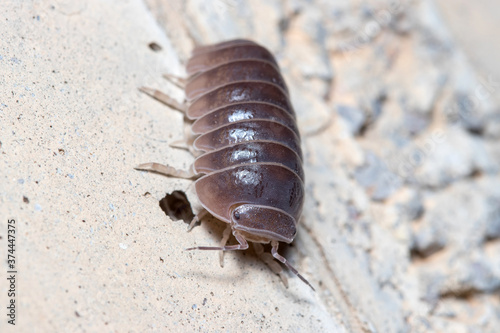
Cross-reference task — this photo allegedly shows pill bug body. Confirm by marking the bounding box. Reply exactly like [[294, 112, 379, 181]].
[[139, 39, 313, 290], [187, 40, 304, 243]]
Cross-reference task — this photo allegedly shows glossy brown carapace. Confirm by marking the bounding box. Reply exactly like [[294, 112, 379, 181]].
[[138, 39, 313, 290]]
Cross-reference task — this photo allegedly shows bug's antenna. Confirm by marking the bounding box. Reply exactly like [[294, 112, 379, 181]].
[[186, 233, 249, 252], [271, 241, 315, 291]]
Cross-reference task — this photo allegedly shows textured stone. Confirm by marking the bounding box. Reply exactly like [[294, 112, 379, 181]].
[[415, 127, 498, 187], [337, 104, 366, 135]]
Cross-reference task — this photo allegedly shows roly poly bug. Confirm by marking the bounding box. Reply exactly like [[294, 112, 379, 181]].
[[137, 39, 314, 290]]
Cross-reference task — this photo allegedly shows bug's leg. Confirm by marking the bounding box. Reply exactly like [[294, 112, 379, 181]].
[[139, 87, 187, 113], [169, 128, 199, 156], [254, 243, 289, 288], [139, 85, 199, 155], [218, 224, 232, 267], [134, 162, 196, 179], [163, 73, 187, 88], [271, 241, 315, 291], [187, 208, 209, 232], [186, 232, 249, 251]]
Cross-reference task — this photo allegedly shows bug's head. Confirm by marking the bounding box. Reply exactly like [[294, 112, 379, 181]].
[[230, 204, 296, 243]]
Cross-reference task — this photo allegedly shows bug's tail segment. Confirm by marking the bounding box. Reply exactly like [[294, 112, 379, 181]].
[[271, 241, 315, 292]]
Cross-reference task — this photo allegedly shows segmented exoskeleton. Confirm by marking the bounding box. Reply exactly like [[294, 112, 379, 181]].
[[137, 39, 313, 290]]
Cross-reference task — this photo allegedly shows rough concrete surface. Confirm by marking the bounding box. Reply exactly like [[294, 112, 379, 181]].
[[1, 0, 499, 332]]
